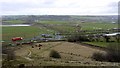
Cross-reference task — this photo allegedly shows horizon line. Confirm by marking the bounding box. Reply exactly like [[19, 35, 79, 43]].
[[1, 14, 118, 16]]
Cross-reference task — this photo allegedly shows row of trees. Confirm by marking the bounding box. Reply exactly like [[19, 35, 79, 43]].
[[67, 32, 120, 43]]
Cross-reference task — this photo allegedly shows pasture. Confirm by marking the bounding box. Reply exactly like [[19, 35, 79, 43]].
[[38, 21, 69, 25], [2, 26, 55, 42], [2, 20, 25, 24], [36, 21, 118, 33], [80, 22, 118, 30], [83, 42, 115, 47]]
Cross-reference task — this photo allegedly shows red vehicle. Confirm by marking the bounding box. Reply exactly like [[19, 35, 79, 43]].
[[12, 37, 23, 41]]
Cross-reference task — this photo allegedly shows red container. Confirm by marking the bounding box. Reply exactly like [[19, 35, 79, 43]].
[[12, 37, 23, 41]]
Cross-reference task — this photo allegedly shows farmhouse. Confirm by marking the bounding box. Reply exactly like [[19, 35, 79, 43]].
[[41, 34, 53, 38]]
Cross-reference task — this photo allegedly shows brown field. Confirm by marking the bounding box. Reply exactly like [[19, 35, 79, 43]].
[[14, 42, 120, 66]]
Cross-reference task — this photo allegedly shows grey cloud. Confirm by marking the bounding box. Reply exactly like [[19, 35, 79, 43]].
[[1, 0, 56, 11], [1, 0, 119, 15], [1, 2, 35, 11], [101, 2, 118, 14], [43, 0, 55, 5], [108, 2, 118, 7]]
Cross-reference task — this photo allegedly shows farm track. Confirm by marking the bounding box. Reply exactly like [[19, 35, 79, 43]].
[[24, 50, 33, 61]]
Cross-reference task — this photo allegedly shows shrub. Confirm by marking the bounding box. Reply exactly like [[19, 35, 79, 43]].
[[106, 43, 120, 62], [2, 47, 16, 61], [67, 34, 90, 42], [18, 64, 25, 68], [92, 52, 106, 61], [78, 35, 90, 42], [67, 35, 77, 42], [6, 49, 15, 61], [92, 43, 120, 62], [49, 50, 61, 58]]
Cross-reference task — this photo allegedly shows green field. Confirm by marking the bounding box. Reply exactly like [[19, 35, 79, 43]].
[[38, 21, 70, 25], [2, 26, 55, 42], [3, 20, 25, 24], [37, 21, 118, 31], [79, 22, 118, 30], [83, 42, 109, 47], [83, 42, 119, 48]]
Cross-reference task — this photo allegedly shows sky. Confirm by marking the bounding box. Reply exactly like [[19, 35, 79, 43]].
[[0, 0, 120, 15]]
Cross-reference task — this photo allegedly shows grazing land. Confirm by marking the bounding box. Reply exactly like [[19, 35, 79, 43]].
[[2, 26, 55, 42], [2, 20, 25, 24]]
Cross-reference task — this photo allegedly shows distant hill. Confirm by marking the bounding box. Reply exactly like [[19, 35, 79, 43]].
[[2, 15, 118, 24]]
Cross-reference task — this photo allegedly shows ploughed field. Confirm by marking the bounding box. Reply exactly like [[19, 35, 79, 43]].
[[14, 42, 120, 66]]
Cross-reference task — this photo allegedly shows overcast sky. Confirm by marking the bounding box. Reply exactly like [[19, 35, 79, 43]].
[[0, 0, 119, 15]]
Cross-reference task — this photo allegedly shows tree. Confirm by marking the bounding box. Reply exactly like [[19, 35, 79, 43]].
[[104, 36, 110, 42], [115, 34, 120, 42]]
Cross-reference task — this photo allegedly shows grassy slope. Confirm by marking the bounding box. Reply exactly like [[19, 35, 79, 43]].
[[83, 42, 108, 47]]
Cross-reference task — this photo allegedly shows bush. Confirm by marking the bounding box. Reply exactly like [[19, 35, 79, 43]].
[[67, 35, 78, 42], [92, 43, 120, 62], [2, 47, 16, 61], [19, 64, 25, 68], [78, 36, 90, 42], [49, 50, 61, 58], [106, 43, 120, 62], [92, 52, 106, 61], [67, 34, 90, 42]]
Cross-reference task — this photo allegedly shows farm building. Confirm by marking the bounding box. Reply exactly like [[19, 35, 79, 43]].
[[41, 34, 53, 38], [103, 32, 120, 36]]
